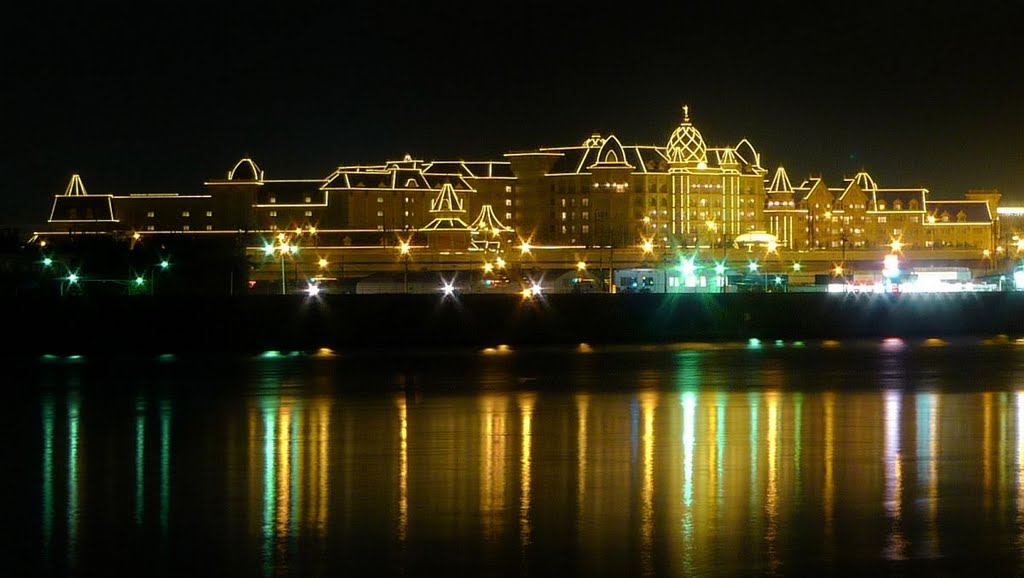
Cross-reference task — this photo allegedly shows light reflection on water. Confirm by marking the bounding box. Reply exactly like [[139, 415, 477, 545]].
[[22, 339, 1024, 575]]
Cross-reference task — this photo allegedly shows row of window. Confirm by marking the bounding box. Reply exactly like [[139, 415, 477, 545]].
[[146, 211, 213, 218]]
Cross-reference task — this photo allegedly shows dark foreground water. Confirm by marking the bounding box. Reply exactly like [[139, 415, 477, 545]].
[[11, 337, 1024, 576]]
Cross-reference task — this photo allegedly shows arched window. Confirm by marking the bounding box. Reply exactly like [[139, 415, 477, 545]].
[[604, 150, 618, 163], [909, 199, 919, 210], [894, 200, 902, 211], [405, 178, 418, 188]]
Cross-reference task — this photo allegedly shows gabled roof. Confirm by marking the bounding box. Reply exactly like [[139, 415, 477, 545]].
[[927, 200, 993, 223], [468, 204, 513, 233], [872, 189, 927, 212], [767, 167, 793, 195]]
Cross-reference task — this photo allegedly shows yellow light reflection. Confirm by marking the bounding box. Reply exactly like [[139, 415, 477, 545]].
[[518, 393, 536, 552], [823, 392, 834, 551], [766, 391, 780, 572], [1017, 391, 1024, 552], [576, 394, 588, 518], [276, 405, 292, 542], [916, 392, 940, 557], [480, 394, 508, 543], [397, 395, 408, 545], [984, 392, 993, 514], [641, 391, 657, 577], [883, 390, 906, 560]]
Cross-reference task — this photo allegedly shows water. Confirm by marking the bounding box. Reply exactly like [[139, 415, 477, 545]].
[[11, 338, 1024, 576]]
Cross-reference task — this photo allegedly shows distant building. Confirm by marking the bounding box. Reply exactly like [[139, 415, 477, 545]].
[[41, 107, 997, 252]]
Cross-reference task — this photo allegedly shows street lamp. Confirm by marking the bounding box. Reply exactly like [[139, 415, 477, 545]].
[[399, 239, 411, 293]]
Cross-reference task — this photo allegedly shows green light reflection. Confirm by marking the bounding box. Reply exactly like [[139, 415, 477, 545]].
[[262, 399, 278, 577], [67, 392, 79, 566], [135, 397, 146, 526], [159, 400, 171, 537], [42, 395, 55, 558]]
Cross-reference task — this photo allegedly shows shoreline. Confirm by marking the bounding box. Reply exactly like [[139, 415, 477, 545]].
[[11, 292, 1024, 356]]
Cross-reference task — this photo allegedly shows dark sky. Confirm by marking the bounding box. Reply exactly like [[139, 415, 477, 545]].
[[4, 1, 1023, 226]]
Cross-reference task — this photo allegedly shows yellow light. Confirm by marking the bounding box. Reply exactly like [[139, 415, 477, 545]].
[[890, 239, 903, 253], [983, 249, 992, 258], [833, 264, 844, 276], [280, 243, 291, 253], [295, 228, 302, 235], [766, 240, 778, 254], [132, 232, 141, 240], [483, 262, 494, 274], [1017, 239, 1024, 251], [309, 226, 317, 235], [399, 241, 411, 256], [277, 233, 286, 241], [641, 240, 654, 254], [318, 258, 328, 269], [519, 241, 532, 255], [495, 257, 506, 269], [705, 220, 717, 232], [39, 240, 47, 247], [997, 246, 1005, 254], [643, 216, 651, 224], [577, 261, 587, 271], [521, 288, 532, 299], [824, 211, 832, 220], [927, 214, 937, 224]]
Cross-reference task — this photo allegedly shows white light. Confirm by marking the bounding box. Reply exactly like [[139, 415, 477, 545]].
[[306, 283, 320, 297]]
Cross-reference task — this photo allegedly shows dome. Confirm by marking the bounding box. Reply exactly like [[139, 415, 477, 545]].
[[228, 157, 263, 181], [666, 105, 707, 167]]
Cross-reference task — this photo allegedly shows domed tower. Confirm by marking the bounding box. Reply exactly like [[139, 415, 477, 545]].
[[666, 105, 708, 170]]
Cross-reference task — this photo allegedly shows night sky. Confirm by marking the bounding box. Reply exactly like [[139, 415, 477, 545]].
[[4, 1, 1023, 226]]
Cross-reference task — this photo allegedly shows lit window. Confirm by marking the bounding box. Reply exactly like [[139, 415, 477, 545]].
[[269, 211, 277, 217], [561, 212, 567, 221], [581, 225, 589, 234], [377, 197, 384, 204], [505, 199, 513, 207], [305, 210, 313, 217], [147, 211, 155, 218], [505, 185, 512, 193], [183, 225, 190, 231], [146, 225, 155, 231], [582, 198, 589, 207], [182, 211, 190, 217], [505, 212, 512, 220], [878, 216, 887, 223], [377, 210, 384, 217], [305, 196, 312, 203], [205, 225, 212, 231], [206, 211, 213, 217], [269, 197, 276, 204]]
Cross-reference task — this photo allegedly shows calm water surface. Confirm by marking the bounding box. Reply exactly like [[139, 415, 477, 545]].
[[11, 338, 1024, 576]]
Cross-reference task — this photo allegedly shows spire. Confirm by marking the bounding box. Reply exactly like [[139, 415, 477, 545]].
[[429, 182, 465, 213], [683, 104, 690, 123], [768, 166, 793, 193], [64, 174, 88, 196]]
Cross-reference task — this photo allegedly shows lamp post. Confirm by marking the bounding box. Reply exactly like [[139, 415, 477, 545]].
[[399, 240, 411, 294]]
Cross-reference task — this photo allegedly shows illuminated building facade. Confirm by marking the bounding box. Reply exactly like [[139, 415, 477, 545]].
[[42, 108, 996, 252], [765, 168, 996, 250]]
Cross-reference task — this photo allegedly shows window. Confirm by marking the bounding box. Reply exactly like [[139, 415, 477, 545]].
[[147, 211, 155, 218], [206, 211, 213, 217], [377, 197, 384, 204], [561, 212, 567, 221], [561, 198, 567, 207], [877, 216, 887, 223], [377, 210, 384, 217], [183, 225, 190, 231], [205, 225, 212, 231], [581, 198, 589, 207], [505, 212, 513, 220], [505, 185, 512, 193], [582, 211, 589, 221], [505, 199, 513, 207], [146, 225, 155, 231], [305, 210, 313, 217], [581, 225, 589, 234], [182, 211, 190, 217], [269, 196, 276, 204], [305, 196, 312, 203], [269, 211, 277, 217]]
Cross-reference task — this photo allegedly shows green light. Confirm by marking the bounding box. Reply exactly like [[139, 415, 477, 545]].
[[263, 244, 275, 256], [774, 276, 783, 285], [67, 273, 79, 284], [135, 276, 145, 286], [714, 263, 726, 275], [159, 260, 170, 270], [748, 338, 762, 349], [43, 257, 53, 267], [260, 350, 281, 359], [748, 262, 759, 273], [792, 262, 802, 272]]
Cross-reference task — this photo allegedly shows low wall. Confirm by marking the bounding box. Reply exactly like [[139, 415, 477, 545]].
[[10, 292, 1024, 356]]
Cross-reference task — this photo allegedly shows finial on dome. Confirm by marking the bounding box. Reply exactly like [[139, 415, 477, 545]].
[[683, 104, 690, 123]]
